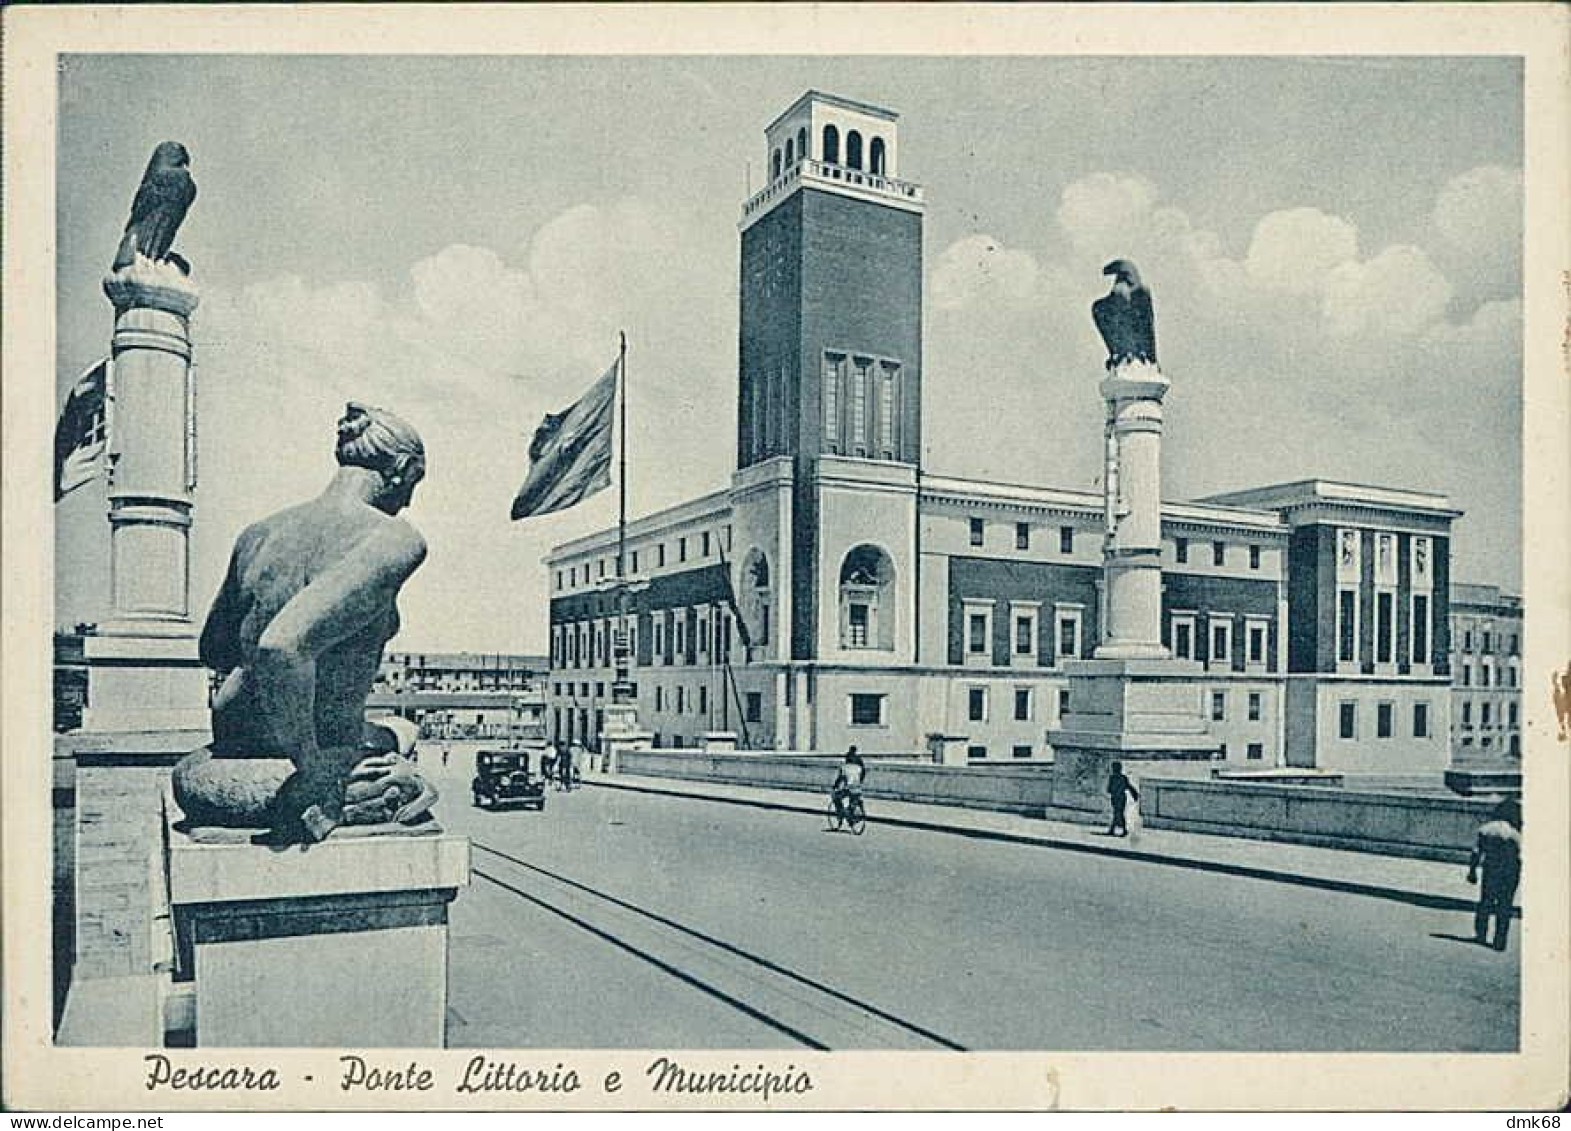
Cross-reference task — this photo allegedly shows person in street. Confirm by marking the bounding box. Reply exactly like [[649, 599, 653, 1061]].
[[441, 740, 450, 768], [831, 746, 867, 823], [1106, 761, 1139, 837], [1467, 797, 1522, 951]]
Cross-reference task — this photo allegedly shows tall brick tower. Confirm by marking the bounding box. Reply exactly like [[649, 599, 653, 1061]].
[[733, 91, 924, 673]]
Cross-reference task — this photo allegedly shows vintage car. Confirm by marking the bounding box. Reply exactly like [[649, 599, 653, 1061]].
[[471, 748, 547, 811]]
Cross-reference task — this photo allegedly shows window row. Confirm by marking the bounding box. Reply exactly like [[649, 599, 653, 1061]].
[[551, 608, 737, 669], [1169, 613, 1272, 668], [1456, 700, 1520, 729], [553, 526, 732, 591], [1456, 627, 1520, 656], [970, 518, 1078, 554], [823, 353, 902, 460], [1174, 536, 1264, 571], [1337, 700, 1435, 740], [1457, 658, 1520, 688], [1336, 588, 1434, 667], [963, 601, 1083, 666], [771, 125, 889, 183]]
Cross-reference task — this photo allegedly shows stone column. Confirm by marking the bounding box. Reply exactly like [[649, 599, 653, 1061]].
[[1096, 360, 1170, 660], [82, 260, 208, 731], [1048, 359, 1216, 819]]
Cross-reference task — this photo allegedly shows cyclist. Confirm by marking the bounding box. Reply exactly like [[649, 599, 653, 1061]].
[[831, 746, 867, 824]]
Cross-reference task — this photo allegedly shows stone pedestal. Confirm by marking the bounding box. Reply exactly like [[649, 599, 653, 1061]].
[[926, 732, 971, 767], [601, 701, 651, 773], [166, 799, 470, 1047], [84, 259, 207, 731], [1050, 658, 1219, 815]]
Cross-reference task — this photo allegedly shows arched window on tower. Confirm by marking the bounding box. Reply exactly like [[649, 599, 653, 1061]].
[[870, 137, 887, 175], [823, 124, 840, 165], [785, 138, 795, 167], [839, 545, 895, 651], [846, 131, 863, 170], [771, 148, 782, 182], [797, 126, 808, 162]]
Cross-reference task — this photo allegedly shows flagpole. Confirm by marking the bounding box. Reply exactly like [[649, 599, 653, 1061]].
[[612, 331, 633, 707]]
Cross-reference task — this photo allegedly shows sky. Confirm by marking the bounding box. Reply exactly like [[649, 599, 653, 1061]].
[[54, 55, 1523, 652]]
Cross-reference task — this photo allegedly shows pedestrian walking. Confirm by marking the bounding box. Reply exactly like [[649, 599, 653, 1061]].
[[1467, 797, 1522, 951], [1106, 761, 1139, 837], [441, 741, 450, 768]]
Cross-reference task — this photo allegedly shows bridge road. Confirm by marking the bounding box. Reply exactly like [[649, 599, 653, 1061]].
[[428, 748, 1518, 1051]]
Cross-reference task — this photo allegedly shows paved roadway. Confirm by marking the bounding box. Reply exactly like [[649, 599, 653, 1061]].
[[424, 745, 1518, 1052]]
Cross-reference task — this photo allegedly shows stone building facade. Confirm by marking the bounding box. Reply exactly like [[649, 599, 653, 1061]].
[[1448, 583, 1523, 759]]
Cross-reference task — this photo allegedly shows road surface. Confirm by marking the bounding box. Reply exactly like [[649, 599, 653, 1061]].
[[424, 746, 1518, 1051]]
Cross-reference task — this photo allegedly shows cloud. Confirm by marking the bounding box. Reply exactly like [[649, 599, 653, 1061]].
[[1055, 173, 1160, 259], [1321, 244, 1453, 338], [1431, 164, 1522, 298], [931, 234, 1041, 311], [1243, 208, 1360, 295]]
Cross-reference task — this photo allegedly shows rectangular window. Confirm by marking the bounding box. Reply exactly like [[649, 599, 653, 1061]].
[[1414, 702, 1430, 738], [1016, 522, 1030, 550], [1483, 631, 1493, 653], [1464, 629, 1474, 651], [1377, 702, 1393, 738], [1212, 541, 1226, 567], [1248, 623, 1266, 665], [850, 693, 884, 726], [1176, 537, 1189, 564], [1462, 664, 1472, 687], [851, 361, 869, 450], [1057, 611, 1082, 662], [1411, 594, 1430, 663], [1482, 702, 1493, 727], [1173, 618, 1194, 661], [679, 537, 687, 563], [631, 550, 640, 574], [968, 687, 987, 722], [1248, 692, 1262, 722], [1014, 688, 1032, 721], [1339, 701, 1357, 739], [675, 619, 685, 657], [1462, 701, 1472, 726], [1058, 689, 1071, 718], [848, 603, 870, 647], [676, 687, 685, 713], [969, 517, 984, 546], [1210, 619, 1232, 668], [701, 532, 711, 557], [877, 365, 896, 458], [745, 692, 762, 723], [1247, 742, 1264, 761], [657, 544, 666, 568], [655, 686, 664, 711], [1337, 589, 1357, 664], [569, 566, 577, 587], [598, 559, 606, 578], [1012, 745, 1033, 760], [1014, 615, 1034, 656], [823, 354, 841, 443], [968, 612, 989, 655], [1509, 702, 1518, 727], [1376, 592, 1394, 664], [967, 745, 988, 761], [1059, 526, 1074, 554], [1211, 690, 1227, 721], [698, 686, 708, 714], [1249, 545, 1261, 570]]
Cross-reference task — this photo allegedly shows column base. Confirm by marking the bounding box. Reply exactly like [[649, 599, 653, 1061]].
[[82, 630, 209, 732], [166, 799, 470, 1047]]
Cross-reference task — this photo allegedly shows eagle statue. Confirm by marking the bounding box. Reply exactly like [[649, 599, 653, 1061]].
[[112, 142, 197, 274], [1091, 258, 1156, 370]]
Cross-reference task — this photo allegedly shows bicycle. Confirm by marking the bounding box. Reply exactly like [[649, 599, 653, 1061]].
[[826, 791, 867, 835]]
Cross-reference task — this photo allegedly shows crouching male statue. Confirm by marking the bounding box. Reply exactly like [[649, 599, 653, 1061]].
[[172, 402, 437, 844]]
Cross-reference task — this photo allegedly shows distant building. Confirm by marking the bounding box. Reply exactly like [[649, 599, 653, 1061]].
[[543, 91, 1462, 776], [369, 651, 547, 740], [1448, 584, 1523, 759]]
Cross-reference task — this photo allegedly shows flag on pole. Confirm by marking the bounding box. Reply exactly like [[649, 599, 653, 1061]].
[[510, 360, 617, 520], [54, 359, 110, 502]]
